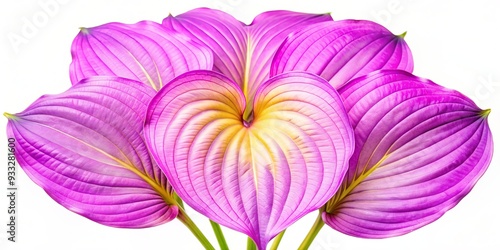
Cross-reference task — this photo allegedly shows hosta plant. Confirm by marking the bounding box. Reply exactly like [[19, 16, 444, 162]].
[[4, 7, 493, 250]]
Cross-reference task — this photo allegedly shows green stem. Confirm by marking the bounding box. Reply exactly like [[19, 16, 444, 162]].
[[173, 192, 185, 209], [246, 237, 257, 250], [177, 208, 216, 250], [210, 220, 229, 250], [298, 212, 325, 250], [270, 230, 286, 250]]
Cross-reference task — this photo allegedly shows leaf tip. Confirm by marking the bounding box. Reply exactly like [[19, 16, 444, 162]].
[[79, 27, 90, 35], [480, 108, 491, 118], [397, 31, 407, 39], [3, 112, 17, 120]]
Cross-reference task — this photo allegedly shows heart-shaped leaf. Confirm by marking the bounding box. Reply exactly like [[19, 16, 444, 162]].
[[144, 70, 354, 249], [70, 21, 213, 91], [323, 70, 493, 238], [163, 8, 333, 118], [5, 77, 177, 228], [271, 20, 413, 89]]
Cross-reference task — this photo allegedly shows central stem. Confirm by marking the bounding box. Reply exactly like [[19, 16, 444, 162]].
[[177, 208, 216, 250], [210, 220, 229, 250], [270, 230, 286, 250], [246, 237, 257, 250], [298, 211, 325, 250]]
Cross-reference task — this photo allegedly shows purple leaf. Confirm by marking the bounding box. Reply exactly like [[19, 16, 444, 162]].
[[163, 8, 332, 118], [271, 20, 413, 89], [144, 70, 354, 249], [70, 21, 213, 91], [5, 77, 178, 228], [323, 70, 493, 238]]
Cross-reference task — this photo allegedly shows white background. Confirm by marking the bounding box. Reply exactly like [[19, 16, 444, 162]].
[[1, 0, 499, 249]]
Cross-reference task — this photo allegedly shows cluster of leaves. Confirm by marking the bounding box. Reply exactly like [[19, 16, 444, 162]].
[[5, 8, 493, 250]]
